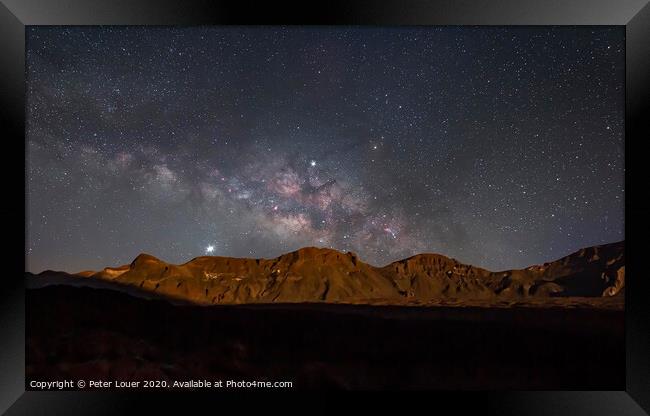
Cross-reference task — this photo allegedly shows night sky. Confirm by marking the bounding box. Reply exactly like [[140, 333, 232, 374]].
[[26, 26, 624, 273]]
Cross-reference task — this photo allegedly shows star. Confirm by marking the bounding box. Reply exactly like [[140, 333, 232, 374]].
[[206, 245, 215, 254]]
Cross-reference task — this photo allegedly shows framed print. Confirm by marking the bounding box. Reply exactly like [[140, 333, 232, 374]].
[[2, 0, 649, 414]]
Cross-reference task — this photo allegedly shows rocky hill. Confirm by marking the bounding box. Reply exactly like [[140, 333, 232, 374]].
[[27, 241, 625, 306]]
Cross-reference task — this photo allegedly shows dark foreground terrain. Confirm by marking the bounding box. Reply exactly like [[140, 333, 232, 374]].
[[26, 285, 624, 390]]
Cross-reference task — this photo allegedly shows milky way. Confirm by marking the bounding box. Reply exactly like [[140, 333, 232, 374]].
[[26, 26, 624, 272]]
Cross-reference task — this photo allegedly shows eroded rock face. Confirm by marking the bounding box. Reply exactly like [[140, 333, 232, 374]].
[[602, 266, 625, 297], [31, 241, 625, 305]]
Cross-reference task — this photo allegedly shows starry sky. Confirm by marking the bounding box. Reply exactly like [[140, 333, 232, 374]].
[[26, 26, 624, 273]]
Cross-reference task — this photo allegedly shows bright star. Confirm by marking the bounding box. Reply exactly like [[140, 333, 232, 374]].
[[206, 245, 214, 253], [310, 160, 317, 167]]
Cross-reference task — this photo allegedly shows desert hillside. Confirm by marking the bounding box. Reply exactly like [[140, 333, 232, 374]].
[[27, 241, 625, 306]]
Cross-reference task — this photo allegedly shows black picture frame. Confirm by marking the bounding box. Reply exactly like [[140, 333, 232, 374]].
[[2, 0, 649, 413]]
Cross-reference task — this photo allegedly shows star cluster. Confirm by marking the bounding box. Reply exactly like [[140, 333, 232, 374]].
[[26, 26, 624, 272]]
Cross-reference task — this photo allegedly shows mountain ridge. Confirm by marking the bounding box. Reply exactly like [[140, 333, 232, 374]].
[[27, 240, 625, 306]]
